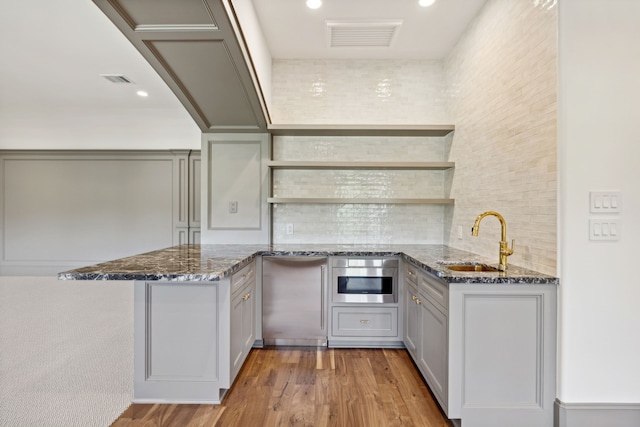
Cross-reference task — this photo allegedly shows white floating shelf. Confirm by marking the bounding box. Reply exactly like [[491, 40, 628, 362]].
[[267, 161, 455, 170], [267, 198, 455, 205], [268, 124, 455, 137]]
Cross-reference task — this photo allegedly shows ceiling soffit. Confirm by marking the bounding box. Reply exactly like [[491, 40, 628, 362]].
[[93, 0, 267, 132]]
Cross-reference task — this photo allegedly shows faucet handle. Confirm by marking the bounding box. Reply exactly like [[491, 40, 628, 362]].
[[509, 239, 515, 255]]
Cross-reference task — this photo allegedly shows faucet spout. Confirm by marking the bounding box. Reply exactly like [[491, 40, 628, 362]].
[[471, 211, 514, 271]]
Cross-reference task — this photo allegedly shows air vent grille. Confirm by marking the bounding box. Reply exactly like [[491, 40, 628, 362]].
[[326, 20, 403, 48], [100, 74, 134, 84]]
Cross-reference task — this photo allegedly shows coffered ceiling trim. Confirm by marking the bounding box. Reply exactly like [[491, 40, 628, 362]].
[[94, 0, 268, 132]]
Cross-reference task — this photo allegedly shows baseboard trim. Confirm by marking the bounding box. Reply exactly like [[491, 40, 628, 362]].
[[555, 399, 640, 427], [1, 262, 96, 277]]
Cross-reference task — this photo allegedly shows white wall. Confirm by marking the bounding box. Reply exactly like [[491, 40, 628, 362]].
[[0, 0, 201, 150], [228, 0, 273, 114], [558, 0, 640, 402], [0, 150, 196, 275]]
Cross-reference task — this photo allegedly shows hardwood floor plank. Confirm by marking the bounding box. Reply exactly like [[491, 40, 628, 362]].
[[294, 347, 318, 385], [110, 347, 452, 427], [184, 405, 224, 427]]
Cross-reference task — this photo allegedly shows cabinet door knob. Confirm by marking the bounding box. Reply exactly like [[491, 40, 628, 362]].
[[242, 293, 250, 301]]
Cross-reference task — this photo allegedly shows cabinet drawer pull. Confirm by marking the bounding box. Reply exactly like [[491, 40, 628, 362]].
[[360, 319, 371, 325]]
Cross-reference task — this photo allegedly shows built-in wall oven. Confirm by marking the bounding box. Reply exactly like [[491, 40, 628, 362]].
[[332, 258, 398, 304]]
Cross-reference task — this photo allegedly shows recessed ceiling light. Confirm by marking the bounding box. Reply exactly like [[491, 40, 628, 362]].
[[306, 0, 322, 9], [136, 90, 149, 97], [419, 0, 436, 7]]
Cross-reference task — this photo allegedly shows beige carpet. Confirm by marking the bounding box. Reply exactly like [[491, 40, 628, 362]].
[[0, 276, 133, 427]]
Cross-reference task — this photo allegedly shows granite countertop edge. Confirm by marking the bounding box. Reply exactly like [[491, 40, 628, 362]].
[[58, 244, 559, 285]]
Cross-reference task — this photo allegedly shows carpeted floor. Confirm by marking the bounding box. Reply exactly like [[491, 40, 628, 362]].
[[0, 276, 133, 427]]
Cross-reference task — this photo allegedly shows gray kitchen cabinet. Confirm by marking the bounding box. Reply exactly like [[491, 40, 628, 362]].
[[402, 261, 557, 427], [230, 262, 256, 379], [133, 260, 257, 404], [418, 292, 448, 410], [134, 280, 224, 403], [447, 282, 557, 427], [403, 263, 449, 412], [403, 264, 420, 358], [331, 306, 398, 337]]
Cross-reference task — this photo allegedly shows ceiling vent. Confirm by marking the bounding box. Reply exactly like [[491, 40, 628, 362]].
[[326, 20, 403, 48], [100, 74, 135, 84]]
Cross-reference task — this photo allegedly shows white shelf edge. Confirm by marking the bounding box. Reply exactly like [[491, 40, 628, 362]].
[[267, 198, 455, 205], [267, 124, 455, 137], [267, 161, 455, 170]]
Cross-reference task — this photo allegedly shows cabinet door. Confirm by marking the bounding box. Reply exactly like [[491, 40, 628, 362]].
[[231, 276, 256, 379], [241, 281, 256, 354], [419, 296, 448, 409], [404, 282, 421, 357], [230, 288, 245, 377]]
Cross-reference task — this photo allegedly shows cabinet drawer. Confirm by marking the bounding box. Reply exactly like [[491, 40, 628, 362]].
[[419, 271, 448, 312], [231, 261, 255, 295], [332, 307, 398, 337], [404, 263, 419, 286]]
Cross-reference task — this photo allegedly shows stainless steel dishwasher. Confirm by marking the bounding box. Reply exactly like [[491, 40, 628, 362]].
[[262, 257, 328, 346]]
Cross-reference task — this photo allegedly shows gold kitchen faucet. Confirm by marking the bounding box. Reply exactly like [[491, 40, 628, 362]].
[[471, 211, 514, 271]]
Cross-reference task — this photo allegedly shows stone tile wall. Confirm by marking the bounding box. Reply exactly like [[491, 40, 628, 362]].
[[269, 0, 557, 275], [271, 59, 448, 125], [271, 135, 450, 244], [444, 0, 557, 274]]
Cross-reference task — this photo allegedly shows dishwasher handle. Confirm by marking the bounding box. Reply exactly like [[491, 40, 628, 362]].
[[262, 256, 328, 267]]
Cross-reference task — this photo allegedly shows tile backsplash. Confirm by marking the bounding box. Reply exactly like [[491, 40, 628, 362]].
[[271, 60, 448, 125], [269, 0, 557, 274], [272, 135, 449, 161], [271, 135, 451, 244], [272, 203, 445, 245], [444, 0, 557, 274]]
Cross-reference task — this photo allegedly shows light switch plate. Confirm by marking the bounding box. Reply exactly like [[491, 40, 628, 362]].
[[589, 219, 619, 241], [590, 191, 621, 213]]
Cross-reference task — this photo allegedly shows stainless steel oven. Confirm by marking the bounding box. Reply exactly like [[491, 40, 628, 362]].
[[332, 258, 398, 304]]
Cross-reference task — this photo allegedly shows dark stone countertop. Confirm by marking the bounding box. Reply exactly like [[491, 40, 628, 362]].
[[58, 244, 558, 285]]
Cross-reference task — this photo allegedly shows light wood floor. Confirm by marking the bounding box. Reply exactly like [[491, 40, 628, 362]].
[[111, 347, 452, 427]]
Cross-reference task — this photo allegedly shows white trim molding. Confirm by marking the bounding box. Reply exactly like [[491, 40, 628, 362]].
[[555, 399, 640, 427]]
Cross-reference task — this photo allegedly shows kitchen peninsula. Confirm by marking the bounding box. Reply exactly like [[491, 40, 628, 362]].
[[59, 244, 558, 427]]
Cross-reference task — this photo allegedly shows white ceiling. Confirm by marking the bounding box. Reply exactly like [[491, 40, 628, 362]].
[[0, 0, 487, 149], [252, 0, 488, 59]]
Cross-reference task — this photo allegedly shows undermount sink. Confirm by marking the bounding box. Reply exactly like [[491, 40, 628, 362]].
[[443, 263, 500, 272]]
